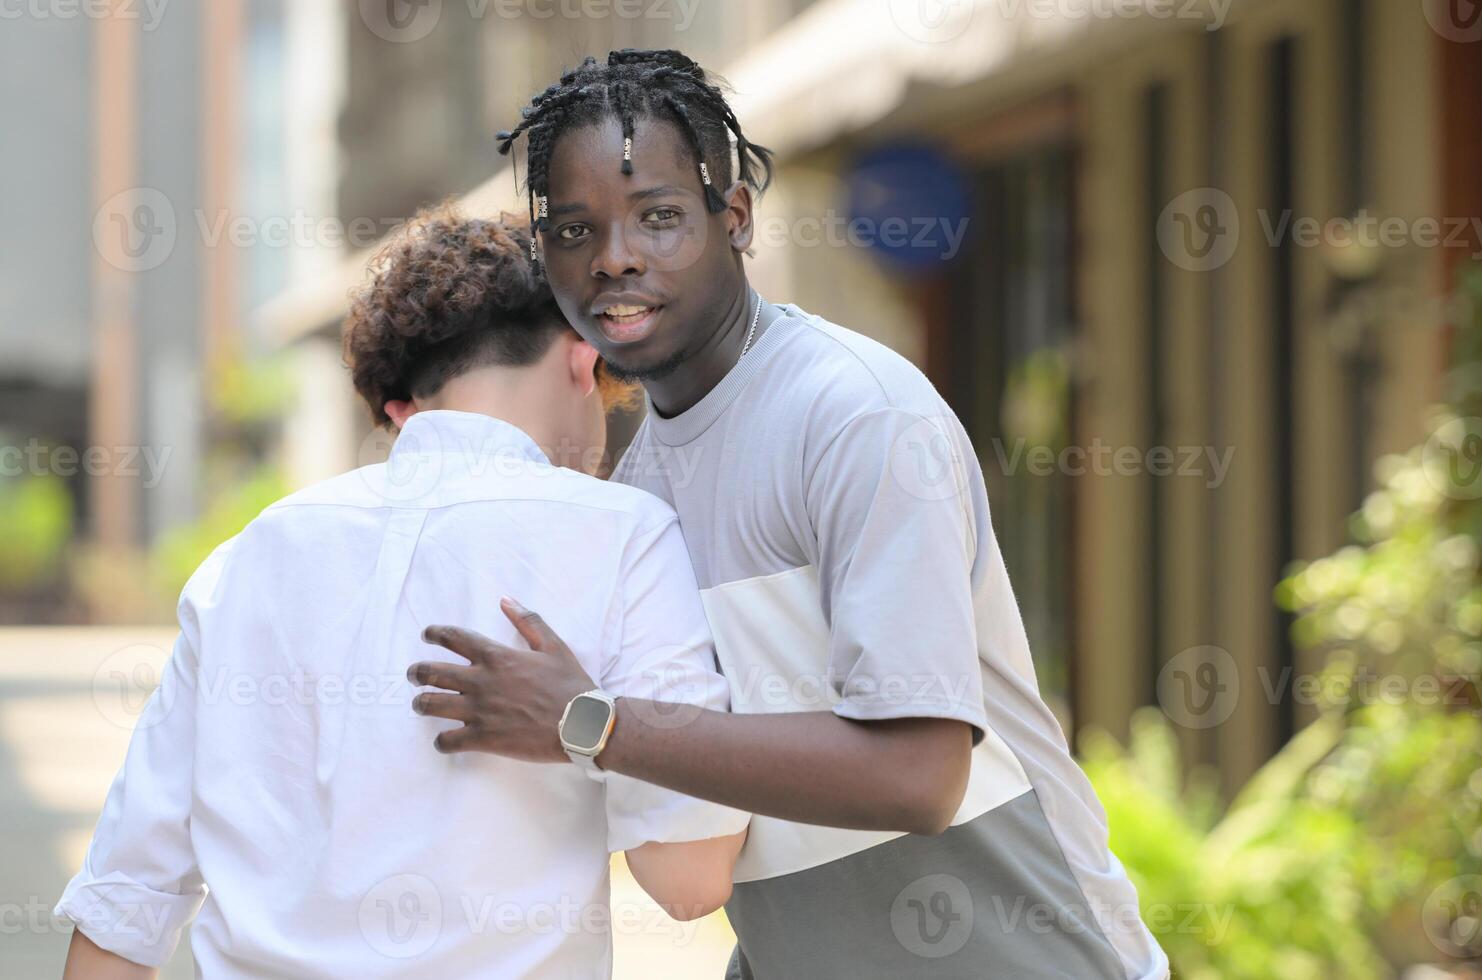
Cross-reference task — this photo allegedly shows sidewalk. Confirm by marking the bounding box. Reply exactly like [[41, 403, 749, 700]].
[[0, 627, 735, 978]]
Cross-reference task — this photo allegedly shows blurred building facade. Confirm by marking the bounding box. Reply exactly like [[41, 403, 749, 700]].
[[17, 0, 1471, 786], [262, 0, 1482, 786]]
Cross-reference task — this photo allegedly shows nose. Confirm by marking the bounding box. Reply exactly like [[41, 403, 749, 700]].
[[590, 222, 646, 280]]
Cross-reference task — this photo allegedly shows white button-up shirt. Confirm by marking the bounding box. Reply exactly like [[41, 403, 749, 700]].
[[56, 410, 747, 978]]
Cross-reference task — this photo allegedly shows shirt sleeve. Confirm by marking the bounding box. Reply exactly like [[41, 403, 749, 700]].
[[52, 543, 232, 966], [598, 514, 750, 854], [804, 408, 990, 742]]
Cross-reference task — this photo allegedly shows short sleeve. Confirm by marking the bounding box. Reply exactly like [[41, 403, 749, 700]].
[[804, 408, 989, 742], [599, 515, 750, 853]]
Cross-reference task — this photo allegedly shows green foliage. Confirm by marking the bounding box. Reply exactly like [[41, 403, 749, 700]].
[[0, 472, 73, 590], [211, 354, 298, 426], [1086, 266, 1482, 976], [1085, 704, 1481, 978], [149, 466, 287, 601]]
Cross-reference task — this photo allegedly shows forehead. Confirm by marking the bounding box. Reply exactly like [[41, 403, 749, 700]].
[[545, 115, 701, 198]]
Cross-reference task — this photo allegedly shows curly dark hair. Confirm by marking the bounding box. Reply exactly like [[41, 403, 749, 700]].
[[342, 202, 635, 427]]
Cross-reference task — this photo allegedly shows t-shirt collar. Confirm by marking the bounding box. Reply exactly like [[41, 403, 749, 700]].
[[646, 302, 803, 447]]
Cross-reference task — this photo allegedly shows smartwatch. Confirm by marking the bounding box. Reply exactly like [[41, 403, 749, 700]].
[[559, 690, 618, 773]]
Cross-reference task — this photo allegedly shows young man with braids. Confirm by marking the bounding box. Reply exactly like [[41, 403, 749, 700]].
[[409, 51, 1170, 980], [55, 207, 749, 979]]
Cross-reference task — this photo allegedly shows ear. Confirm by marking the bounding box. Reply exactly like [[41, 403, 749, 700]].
[[723, 180, 755, 253], [566, 335, 600, 397], [384, 399, 418, 430]]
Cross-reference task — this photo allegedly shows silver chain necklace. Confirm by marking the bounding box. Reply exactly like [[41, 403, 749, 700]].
[[740, 292, 762, 357]]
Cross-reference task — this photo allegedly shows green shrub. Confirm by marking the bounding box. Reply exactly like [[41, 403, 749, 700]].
[[0, 471, 74, 590]]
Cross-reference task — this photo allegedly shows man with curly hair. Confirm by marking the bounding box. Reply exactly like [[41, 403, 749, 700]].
[[56, 205, 749, 979]]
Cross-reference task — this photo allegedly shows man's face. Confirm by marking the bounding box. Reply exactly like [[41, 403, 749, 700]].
[[540, 115, 744, 380]]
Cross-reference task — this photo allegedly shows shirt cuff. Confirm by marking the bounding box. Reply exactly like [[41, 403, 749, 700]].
[[605, 770, 752, 853], [831, 695, 989, 746], [54, 870, 204, 968]]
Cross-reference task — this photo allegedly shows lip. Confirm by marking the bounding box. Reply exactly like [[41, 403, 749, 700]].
[[591, 293, 665, 345]]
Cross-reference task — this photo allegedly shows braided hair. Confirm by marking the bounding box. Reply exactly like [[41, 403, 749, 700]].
[[496, 49, 775, 274]]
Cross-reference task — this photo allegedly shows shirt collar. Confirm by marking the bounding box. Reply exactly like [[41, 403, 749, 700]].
[[389, 410, 551, 466]]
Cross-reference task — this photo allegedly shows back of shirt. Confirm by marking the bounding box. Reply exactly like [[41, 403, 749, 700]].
[[56, 411, 746, 979]]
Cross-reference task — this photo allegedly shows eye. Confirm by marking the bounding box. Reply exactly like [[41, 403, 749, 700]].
[[556, 224, 590, 241], [643, 207, 682, 227]]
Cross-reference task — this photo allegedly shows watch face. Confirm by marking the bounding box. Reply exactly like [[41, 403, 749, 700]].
[[562, 694, 612, 752]]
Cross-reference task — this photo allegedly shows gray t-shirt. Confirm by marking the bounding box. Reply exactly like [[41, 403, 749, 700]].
[[614, 302, 1168, 979]]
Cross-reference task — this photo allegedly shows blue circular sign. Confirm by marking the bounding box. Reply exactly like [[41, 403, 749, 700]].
[[844, 143, 971, 273]]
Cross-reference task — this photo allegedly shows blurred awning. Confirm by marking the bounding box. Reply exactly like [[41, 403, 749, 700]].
[[259, 0, 1231, 345], [254, 173, 525, 347]]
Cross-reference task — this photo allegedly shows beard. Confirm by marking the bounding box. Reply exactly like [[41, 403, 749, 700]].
[[600, 343, 690, 383]]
